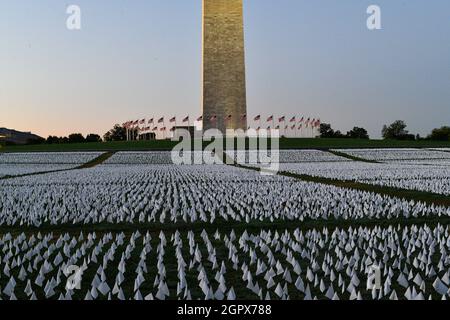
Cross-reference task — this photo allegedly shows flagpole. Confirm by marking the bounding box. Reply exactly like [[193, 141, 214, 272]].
[[151, 116, 154, 140], [295, 118, 298, 138], [163, 119, 165, 140], [175, 117, 177, 139], [272, 117, 275, 136]]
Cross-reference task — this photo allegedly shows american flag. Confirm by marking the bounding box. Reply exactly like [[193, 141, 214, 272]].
[[148, 118, 154, 124], [158, 117, 164, 123], [139, 119, 145, 124], [210, 115, 217, 122], [279, 116, 286, 122], [197, 116, 203, 122], [290, 116, 296, 123], [225, 114, 232, 122], [254, 115, 261, 121], [169, 117, 176, 123], [152, 126, 158, 131], [267, 115, 273, 122], [160, 127, 166, 131], [182, 116, 189, 123], [241, 114, 247, 120]]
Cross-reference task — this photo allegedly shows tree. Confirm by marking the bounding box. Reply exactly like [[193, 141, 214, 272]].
[[347, 127, 369, 139], [104, 125, 126, 142], [86, 134, 102, 143], [382, 120, 412, 140], [26, 137, 45, 145], [68, 133, 85, 144], [333, 130, 345, 138], [46, 136, 61, 144], [319, 123, 346, 138], [319, 123, 336, 138], [428, 126, 450, 141]]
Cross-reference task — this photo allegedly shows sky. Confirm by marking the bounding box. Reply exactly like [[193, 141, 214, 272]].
[[1, 0, 449, 138]]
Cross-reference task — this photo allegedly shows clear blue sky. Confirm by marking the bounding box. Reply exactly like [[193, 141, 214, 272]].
[[1, 0, 449, 138]]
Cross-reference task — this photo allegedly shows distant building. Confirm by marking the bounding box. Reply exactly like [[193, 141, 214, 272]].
[[0, 128, 43, 145]]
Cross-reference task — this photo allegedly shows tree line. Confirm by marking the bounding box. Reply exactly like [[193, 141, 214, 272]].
[[44, 133, 102, 144], [320, 121, 450, 141], [20, 126, 127, 146], [11, 121, 450, 146], [43, 125, 128, 144]]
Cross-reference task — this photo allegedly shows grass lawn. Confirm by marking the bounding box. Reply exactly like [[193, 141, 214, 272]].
[[1, 138, 450, 153], [0, 140, 178, 152], [279, 138, 450, 149]]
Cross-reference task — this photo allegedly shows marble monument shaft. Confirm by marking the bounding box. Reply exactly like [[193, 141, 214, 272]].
[[202, 0, 248, 132]]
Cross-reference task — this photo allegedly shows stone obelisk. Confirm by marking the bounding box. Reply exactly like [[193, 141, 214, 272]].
[[202, 0, 248, 133]]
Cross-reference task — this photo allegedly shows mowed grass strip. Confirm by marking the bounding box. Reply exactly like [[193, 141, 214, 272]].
[[77, 151, 115, 169], [278, 138, 450, 150], [0, 168, 72, 181], [326, 149, 380, 163], [2, 138, 450, 153], [1, 215, 450, 238], [0, 152, 114, 180], [233, 163, 450, 208], [284, 172, 450, 207]]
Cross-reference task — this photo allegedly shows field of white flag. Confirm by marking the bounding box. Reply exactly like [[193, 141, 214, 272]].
[[0, 149, 449, 300], [0, 152, 103, 178], [1, 225, 450, 300], [274, 149, 450, 195]]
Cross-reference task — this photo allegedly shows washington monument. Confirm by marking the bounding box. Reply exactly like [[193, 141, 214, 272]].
[[202, 0, 248, 133]]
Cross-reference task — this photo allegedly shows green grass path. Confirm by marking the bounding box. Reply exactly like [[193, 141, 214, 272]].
[[2, 138, 450, 153]]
